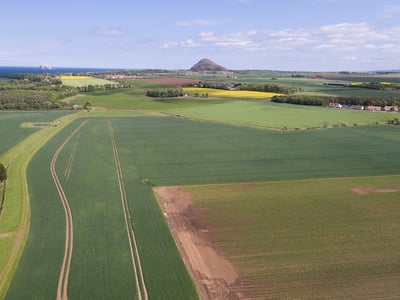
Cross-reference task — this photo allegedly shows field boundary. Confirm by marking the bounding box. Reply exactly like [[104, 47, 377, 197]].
[[161, 112, 286, 131], [108, 120, 148, 300]]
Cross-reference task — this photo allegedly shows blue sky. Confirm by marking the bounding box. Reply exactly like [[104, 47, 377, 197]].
[[1, 0, 400, 71]]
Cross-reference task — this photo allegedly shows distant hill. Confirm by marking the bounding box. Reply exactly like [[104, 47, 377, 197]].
[[190, 58, 228, 72]]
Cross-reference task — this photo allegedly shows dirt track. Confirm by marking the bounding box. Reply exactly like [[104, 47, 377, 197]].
[[154, 186, 247, 300], [108, 120, 148, 300], [51, 120, 88, 300]]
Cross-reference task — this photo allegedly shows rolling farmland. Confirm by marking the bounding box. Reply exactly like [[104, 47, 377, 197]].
[[1, 70, 400, 299], [69, 89, 394, 129]]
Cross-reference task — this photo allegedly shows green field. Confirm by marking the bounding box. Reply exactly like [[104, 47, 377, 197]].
[[5, 117, 199, 299], [61, 76, 116, 87], [73, 88, 231, 111], [0, 111, 74, 157], [3, 114, 400, 299], [184, 175, 400, 298], [166, 101, 392, 129], [70, 89, 395, 129]]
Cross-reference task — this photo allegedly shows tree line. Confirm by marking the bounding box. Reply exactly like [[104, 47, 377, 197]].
[[146, 88, 184, 98], [235, 83, 302, 94], [184, 82, 301, 94], [0, 163, 6, 183], [271, 95, 400, 107], [351, 82, 400, 91]]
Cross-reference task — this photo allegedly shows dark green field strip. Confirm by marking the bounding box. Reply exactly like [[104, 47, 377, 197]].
[[0, 111, 74, 157], [110, 119, 199, 299], [108, 120, 148, 300], [61, 119, 138, 300], [110, 117, 400, 186]]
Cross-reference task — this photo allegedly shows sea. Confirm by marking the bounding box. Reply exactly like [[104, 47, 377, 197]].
[[0, 66, 120, 76]]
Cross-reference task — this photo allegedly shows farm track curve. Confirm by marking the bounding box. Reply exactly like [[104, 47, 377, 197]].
[[50, 119, 89, 300], [108, 120, 148, 300]]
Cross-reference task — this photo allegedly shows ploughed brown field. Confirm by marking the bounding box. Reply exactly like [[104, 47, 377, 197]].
[[140, 77, 200, 87]]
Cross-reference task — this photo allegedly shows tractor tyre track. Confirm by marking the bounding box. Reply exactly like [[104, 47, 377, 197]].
[[108, 120, 148, 300], [51, 120, 89, 300], [63, 132, 80, 183]]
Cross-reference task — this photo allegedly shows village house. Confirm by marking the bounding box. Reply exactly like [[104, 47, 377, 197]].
[[368, 105, 382, 112], [349, 105, 364, 110], [384, 106, 399, 112], [328, 102, 342, 109]]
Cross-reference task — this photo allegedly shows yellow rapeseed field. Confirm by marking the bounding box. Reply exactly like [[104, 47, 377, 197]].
[[182, 87, 283, 99]]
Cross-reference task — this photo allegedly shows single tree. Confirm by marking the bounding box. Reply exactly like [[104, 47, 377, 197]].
[[0, 163, 7, 183]]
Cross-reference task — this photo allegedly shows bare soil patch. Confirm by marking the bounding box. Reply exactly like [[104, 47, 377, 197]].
[[154, 186, 248, 300], [140, 77, 200, 87], [0, 231, 16, 239], [352, 186, 400, 195]]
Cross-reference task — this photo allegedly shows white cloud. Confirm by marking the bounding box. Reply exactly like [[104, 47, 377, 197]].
[[268, 28, 314, 49], [162, 22, 400, 59], [161, 39, 201, 49]]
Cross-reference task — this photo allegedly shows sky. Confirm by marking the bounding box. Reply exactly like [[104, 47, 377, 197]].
[[1, 0, 400, 71]]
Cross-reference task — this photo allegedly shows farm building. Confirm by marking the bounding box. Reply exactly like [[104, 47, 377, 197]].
[[368, 106, 382, 112], [323, 82, 351, 87]]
